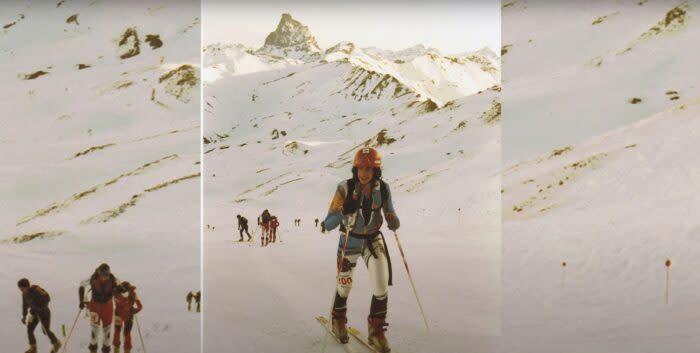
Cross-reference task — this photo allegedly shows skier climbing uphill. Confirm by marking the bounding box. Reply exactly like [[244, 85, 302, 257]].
[[18, 278, 62, 353], [237, 214, 252, 241], [321, 147, 400, 353], [113, 281, 143, 353], [79, 263, 119, 353], [259, 209, 272, 246], [186, 291, 194, 311], [270, 215, 280, 243]]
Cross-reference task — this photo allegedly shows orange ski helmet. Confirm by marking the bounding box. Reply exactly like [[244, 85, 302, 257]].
[[353, 147, 382, 169]]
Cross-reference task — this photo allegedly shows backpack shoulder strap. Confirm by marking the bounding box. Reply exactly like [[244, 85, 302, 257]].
[[379, 180, 388, 207], [346, 178, 356, 201]]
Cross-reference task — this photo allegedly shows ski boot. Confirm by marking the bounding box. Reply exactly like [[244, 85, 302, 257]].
[[50, 340, 62, 353], [368, 317, 391, 353], [331, 308, 349, 344], [25, 344, 37, 353], [101, 345, 111, 353], [88, 343, 98, 353]]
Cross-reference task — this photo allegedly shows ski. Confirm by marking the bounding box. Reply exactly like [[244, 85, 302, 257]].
[[347, 326, 380, 353], [316, 316, 362, 353]]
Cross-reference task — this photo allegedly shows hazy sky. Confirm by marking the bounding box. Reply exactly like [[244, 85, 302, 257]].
[[203, 1, 500, 55]]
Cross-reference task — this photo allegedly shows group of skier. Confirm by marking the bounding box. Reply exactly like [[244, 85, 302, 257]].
[[230, 147, 406, 352], [185, 291, 201, 312], [236, 210, 281, 246], [18, 263, 143, 353]]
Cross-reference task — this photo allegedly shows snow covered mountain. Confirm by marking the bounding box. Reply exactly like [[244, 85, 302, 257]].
[[256, 12, 322, 62], [203, 13, 501, 353], [203, 13, 500, 107], [0, 2, 200, 352], [502, 1, 700, 352]]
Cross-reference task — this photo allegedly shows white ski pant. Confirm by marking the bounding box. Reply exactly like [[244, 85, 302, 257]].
[[89, 320, 111, 348], [337, 236, 390, 300]]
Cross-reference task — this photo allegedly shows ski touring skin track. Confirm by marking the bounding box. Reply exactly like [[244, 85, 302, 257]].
[[316, 316, 363, 353], [317, 316, 382, 353]]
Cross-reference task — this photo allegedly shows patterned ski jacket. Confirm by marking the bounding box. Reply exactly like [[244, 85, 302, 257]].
[[323, 178, 400, 255]]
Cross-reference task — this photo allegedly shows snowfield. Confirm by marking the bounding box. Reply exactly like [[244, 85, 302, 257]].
[[1, 2, 201, 353], [502, 1, 700, 352], [203, 13, 501, 353]]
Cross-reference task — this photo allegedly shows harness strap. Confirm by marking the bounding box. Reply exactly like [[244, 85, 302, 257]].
[[357, 231, 393, 286]]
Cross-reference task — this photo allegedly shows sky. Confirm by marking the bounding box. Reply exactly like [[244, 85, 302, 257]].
[[203, 0, 501, 56]]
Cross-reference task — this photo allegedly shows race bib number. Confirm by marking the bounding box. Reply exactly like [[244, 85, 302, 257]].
[[337, 274, 353, 286]]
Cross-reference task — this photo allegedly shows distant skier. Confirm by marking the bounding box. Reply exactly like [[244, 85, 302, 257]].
[[194, 291, 201, 312], [237, 215, 252, 241], [186, 291, 194, 311], [79, 263, 119, 353], [315, 218, 319, 227], [321, 147, 399, 353], [260, 209, 272, 246], [18, 278, 62, 353], [270, 216, 280, 243], [113, 281, 143, 353]]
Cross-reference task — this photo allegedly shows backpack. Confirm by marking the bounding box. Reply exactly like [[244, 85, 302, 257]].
[[346, 178, 388, 208], [32, 285, 51, 306]]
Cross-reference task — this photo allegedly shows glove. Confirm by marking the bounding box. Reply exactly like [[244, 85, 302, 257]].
[[386, 213, 400, 231], [79, 302, 86, 310], [320, 222, 326, 234], [21, 316, 26, 325]]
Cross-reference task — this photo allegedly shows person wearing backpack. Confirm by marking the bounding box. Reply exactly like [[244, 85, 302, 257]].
[[237, 214, 252, 241], [321, 147, 400, 353], [259, 210, 272, 246], [112, 281, 143, 353], [18, 278, 62, 353], [79, 263, 119, 353], [270, 216, 280, 243]]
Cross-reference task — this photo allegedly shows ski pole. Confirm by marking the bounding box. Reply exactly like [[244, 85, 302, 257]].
[[392, 230, 430, 334], [60, 308, 82, 353], [322, 216, 354, 353], [135, 315, 147, 353]]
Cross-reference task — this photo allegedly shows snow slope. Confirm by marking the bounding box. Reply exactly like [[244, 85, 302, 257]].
[[0, 2, 200, 352], [502, 1, 700, 352], [203, 14, 501, 353], [502, 0, 700, 164]]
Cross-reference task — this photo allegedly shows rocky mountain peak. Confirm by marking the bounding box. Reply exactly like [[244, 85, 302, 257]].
[[262, 13, 321, 52]]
